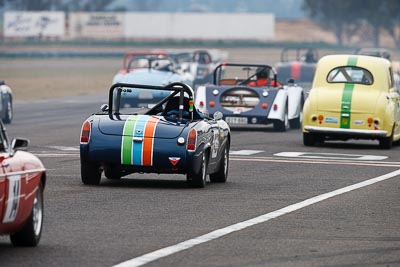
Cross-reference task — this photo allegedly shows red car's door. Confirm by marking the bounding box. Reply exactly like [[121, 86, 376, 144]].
[[1, 152, 24, 226]]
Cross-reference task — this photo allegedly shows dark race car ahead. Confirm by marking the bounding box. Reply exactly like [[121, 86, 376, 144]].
[[80, 82, 230, 188], [195, 63, 304, 131], [274, 47, 318, 91], [165, 49, 228, 88]]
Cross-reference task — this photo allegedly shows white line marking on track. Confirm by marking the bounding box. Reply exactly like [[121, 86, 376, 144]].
[[229, 150, 264, 155], [113, 169, 400, 267], [231, 157, 400, 168], [274, 152, 388, 161], [46, 146, 79, 151], [35, 153, 79, 157]]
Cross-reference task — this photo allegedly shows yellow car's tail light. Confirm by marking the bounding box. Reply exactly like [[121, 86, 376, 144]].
[[318, 115, 324, 124]]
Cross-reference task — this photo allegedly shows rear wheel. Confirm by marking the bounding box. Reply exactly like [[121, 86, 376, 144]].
[[187, 152, 208, 188], [104, 166, 121, 180], [10, 181, 43, 247], [303, 132, 316, 146], [210, 144, 229, 183], [379, 136, 393, 149], [81, 162, 102, 185]]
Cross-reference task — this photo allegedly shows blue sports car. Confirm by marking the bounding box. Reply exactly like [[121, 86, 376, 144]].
[[80, 82, 230, 188], [112, 53, 194, 107]]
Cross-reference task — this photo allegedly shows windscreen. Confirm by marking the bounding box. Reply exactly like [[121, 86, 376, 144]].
[[327, 66, 373, 85], [216, 65, 273, 85]]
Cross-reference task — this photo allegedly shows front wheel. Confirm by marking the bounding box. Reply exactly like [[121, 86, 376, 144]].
[[81, 162, 102, 185], [187, 152, 208, 188], [210, 144, 229, 183], [289, 117, 301, 129], [273, 106, 289, 132], [289, 108, 302, 129], [10, 181, 43, 247], [289, 94, 304, 129]]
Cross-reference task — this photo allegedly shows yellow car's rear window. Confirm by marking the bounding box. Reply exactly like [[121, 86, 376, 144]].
[[327, 66, 373, 85]]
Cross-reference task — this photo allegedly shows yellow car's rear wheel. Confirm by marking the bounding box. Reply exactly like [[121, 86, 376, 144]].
[[303, 132, 316, 146]]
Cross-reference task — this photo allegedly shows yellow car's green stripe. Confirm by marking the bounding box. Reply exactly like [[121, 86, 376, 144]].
[[340, 56, 358, 128]]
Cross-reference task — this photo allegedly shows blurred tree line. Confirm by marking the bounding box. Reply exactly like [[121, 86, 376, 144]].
[[303, 0, 400, 48]]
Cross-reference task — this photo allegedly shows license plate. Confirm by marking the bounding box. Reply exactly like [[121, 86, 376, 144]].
[[225, 116, 248, 125], [139, 92, 153, 99]]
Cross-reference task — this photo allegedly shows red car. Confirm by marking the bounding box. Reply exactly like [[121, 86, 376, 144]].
[[0, 121, 46, 246]]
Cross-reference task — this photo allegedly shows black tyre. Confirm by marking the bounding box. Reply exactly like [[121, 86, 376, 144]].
[[289, 117, 301, 129], [210, 144, 229, 183], [379, 136, 393, 149], [104, 166, 121, 180], [289, 94, 304, 129], [273, 106, 289, 132], [187, 152, 208, 188], [3, 96, 12, 124], [81, 162, 102, 185], [303, 132, 316, 146], [10, 181, 43, 247]]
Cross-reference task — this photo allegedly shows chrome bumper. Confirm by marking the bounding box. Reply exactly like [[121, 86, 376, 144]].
[[304, 126, 388, 137]]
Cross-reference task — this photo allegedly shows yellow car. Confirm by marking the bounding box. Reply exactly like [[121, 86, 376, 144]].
[[302, 54, 400, 149]]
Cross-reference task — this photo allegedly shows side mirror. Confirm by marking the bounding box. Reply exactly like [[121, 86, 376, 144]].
[[11, 138, 29, 151], [100, 104, 109, 112], [213, 111, 223, 121]]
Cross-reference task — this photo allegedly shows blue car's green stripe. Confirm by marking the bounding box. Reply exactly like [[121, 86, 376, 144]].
[[340, 56, 358, 128], [121, 115, 140, 165]]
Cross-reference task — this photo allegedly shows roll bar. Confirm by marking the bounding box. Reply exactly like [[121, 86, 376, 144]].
[[108, 82, 195, 121]]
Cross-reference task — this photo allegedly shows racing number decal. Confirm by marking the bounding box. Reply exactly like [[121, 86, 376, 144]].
[[2, 175, 21, 223]]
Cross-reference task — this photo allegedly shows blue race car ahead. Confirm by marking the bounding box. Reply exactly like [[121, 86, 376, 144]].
[[80, 82, 230, 188], [112, 52, 194, 107]]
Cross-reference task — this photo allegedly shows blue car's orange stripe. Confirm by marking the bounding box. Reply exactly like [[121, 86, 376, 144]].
[[143, 116, 160, 166]]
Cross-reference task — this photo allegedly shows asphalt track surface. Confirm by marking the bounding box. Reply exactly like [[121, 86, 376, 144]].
[[1, 95, 400, 267]]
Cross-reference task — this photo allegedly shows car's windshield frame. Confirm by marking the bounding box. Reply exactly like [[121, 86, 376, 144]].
[[326, 66, 374, 85]]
